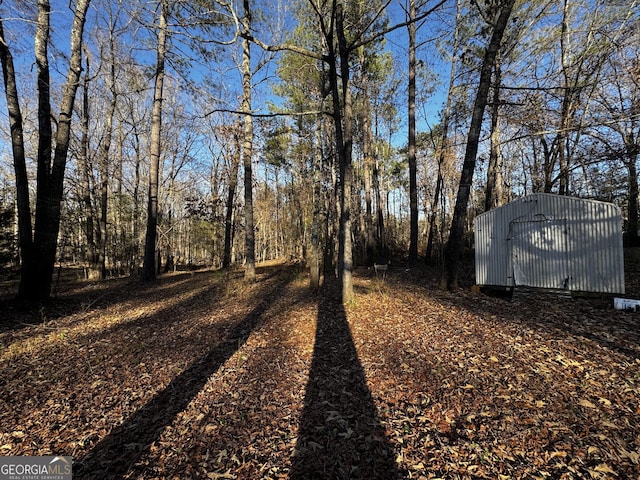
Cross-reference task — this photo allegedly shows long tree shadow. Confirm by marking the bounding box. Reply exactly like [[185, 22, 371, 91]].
[[392, 267, 640, 361], [290, 280, 401, 479], [74, 270, 292, 479], [0, 269, 239, 334]]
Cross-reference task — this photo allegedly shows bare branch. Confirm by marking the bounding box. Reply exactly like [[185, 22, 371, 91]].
[[242, 31, 326, 61], [350, 0, 447, 52], [201, 107, 330, 119]]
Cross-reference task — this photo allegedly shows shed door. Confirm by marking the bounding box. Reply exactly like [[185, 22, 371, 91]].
[[510, 219, 570, 289]]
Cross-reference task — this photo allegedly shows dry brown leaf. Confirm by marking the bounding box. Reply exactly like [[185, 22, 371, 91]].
[[578, 399, 596, 409]]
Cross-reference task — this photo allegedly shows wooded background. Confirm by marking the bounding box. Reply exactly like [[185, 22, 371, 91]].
[[0, 0, 638, 301]]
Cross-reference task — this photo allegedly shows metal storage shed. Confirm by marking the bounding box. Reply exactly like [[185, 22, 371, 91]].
[[474, 193, 625, 294]]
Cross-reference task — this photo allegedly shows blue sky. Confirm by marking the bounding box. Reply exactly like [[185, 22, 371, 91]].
[[0, 0, 454, 168]]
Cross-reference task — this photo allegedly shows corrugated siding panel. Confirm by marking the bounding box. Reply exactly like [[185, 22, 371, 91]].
[[474, 193, 625, 294], [511, 219, 569, 289], [474, 203, 511, 287]]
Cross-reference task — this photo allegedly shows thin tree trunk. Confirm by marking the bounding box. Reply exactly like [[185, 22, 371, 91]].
[[96, 25, 119, 279], [407, 0, 419, 266], [142, 0, 168, 282], [115, 121, 125, 273], [223, 125, 241, 268], [274, 167, 281, 258], [131, 128, 142, 274], [443, 0, 516, 289], [78, 55, 99, 279], [627, 141, 639, 245], [323, 130, 338, 277], [357, 44, 376, 266], [557, 0, 574, 195], [485, 57, 503, 212], [0, 18, 33, 291], [541, 138, 554, 193], [427, 0, 460, 263], [373, 159, 386, 255], [310, 118, 323, 288]]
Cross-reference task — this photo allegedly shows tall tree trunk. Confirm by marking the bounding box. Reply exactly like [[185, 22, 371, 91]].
[[13, 0, 91, 301], [78, 55, 99, 278], [310, 118, 323, 288], [274, 167, 281, 258], [115, 121, 125, 273], [485, 58, 503, 212], [323, 131, 338, 277], [223, 125, 241, 268], [373, 159, 386, 256], [164, 153, 176, 273], [30, 0, 54, 300], [407, 0, 419, 266], [241, 0, 256, 282], [45, 0, 90, 297], [142, 0, 168, 282], [334, 1, 354, 303], [442, 0, 516, 290], [626, 139, 639, 245], [0, 18, 33, 291], [427, 0, 460, 263], [358, 45, 376, 266], [96, 25, 119, 279], [557, 0, 573, 196], [131, 127, 142, 274]]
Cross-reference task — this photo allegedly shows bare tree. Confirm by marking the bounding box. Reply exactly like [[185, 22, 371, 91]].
[[407, 0, 419, 265], [240, 0, 257, 282], [142, 0, 169, 282], [484, 53, 504, 212], [222, 122, 241, 269], [0, 0, 92, 302], [442, 0, 516, 290], [426, 0, 461, 264]]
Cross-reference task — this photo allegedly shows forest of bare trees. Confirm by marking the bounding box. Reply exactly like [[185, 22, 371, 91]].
[[0, 0, 638, 302]]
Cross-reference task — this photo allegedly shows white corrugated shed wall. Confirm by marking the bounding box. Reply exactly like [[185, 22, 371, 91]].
[[474, 193, 625, 294]]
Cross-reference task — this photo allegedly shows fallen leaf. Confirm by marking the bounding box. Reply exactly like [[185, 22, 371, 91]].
[[578, 399, 596, 409], [207, 471, 235, 480], [593, 463, 617, 475]]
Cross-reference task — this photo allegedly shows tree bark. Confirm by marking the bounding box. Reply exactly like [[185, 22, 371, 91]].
[[407, 0, 419, 266], [78, 55, 99, 279], [241, 0, 256, 282], [223, 124, 241, 268], [29, 0, 54, 300], [5, 0, 91, 301], [334, 1, 354, 303], [357, 45, 377, 266], [426, 0, 462, 264], [626, 138, 639, 245], [484, 57, 503, 212], [131, 125, 142, 274], [309, 118, 323, 288], [442, 0, 516, 290], [96, 22, 119, 279], [0, 18, 33, 290], [142, 0, 168, 282]]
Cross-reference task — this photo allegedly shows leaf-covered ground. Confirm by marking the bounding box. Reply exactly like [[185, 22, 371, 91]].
[[1, 261, 639, 479]]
